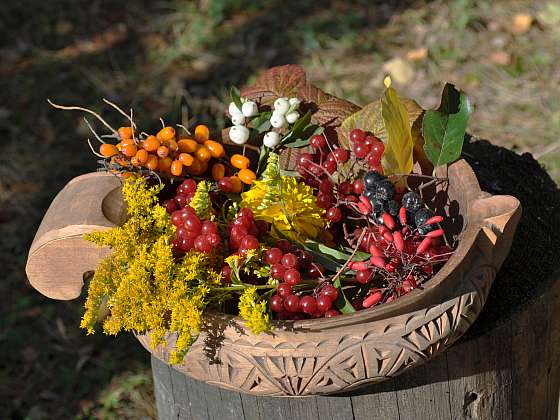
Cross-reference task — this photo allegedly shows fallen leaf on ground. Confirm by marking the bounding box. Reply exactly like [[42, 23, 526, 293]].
[[490, 50, 511, 66], [511, 13, 533, 35], [406, 47, 428, 62], [382, 57, 415, 85]]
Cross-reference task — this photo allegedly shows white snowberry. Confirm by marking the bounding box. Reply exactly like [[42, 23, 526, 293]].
[[270, 113, 287, 128], [229, 101, 241, 116], [241, 101, 258, 117], [288, 97, 300, 108], [263, 131, 281, 148], [286, 111, 300, 124], [229, 125, 250, 145], [273, 98, 290, 114], [230, 112, 245, 126]]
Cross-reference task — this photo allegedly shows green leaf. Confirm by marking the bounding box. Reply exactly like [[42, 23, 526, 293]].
[[381, 86, 414, 176], [282, 138, 310, 148], [256, 145, 269, 176], [281, 110, 312, 145], [333, 277, 356, 314], [279, 169, 299, 177], [422, 83, 472, 167], [250, 112, 272, 133], [230, 86, 243, 112]]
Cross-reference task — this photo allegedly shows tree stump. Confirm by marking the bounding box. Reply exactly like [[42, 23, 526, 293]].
[[151, 274, 560, 420]]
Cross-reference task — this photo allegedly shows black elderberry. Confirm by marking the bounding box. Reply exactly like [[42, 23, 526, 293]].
[[374, 180, 395, 201], [418, 224, 437, 235], [370, 198, 384, 215], [384, 200, 400, 217], [402, 191, 423, 212], [363, 171, 385, 191], [414, 208, 434, 228], [363, 189, 376, 202]]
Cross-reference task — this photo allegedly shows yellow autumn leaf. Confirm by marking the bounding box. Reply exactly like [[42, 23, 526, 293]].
[[381, 86, 414, 176]]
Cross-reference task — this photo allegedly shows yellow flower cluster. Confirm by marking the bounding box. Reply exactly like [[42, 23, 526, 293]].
[[238, 287, 271, 335], [82, 176, 222, 363], [189, 180, 213, 220], [241, 154, 325, 241]]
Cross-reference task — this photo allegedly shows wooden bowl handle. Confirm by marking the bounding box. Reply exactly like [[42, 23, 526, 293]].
[[25, 172, 124, 300], [473, 194, 522, 268]]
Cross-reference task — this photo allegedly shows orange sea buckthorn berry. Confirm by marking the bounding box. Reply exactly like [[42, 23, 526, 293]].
[[99, 143, 119, 157], [158, 156, 172, 172], [195, 146, 212, 163], [229, 175, 243, 193], [178, 138, 198, 153], [194, 124, 210, 143], [131, 156, 141, 167], [156, 145, 169, 158], [170, 160, 183, 177], [135, 149, 149, 165], [238, 168, 257, 185], [211, 163, 225, 181], [118, 126, 133, 140], [122, 143, 138, 157], [230, 154, 250, 170], [179, 153, 194, 166], [116, 142, 123, 151], [121, 171, 134, 179], [187, 158, 209, 176], [143, 135, 160, 152], [167, 139, 179, 153], [157, 126, 176, 142], [146, 154, 158, 170], [204, 140, 225, 158]]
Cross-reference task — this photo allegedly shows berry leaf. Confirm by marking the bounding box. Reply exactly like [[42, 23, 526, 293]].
[[381, 86, 415, 176], [230, 86, 243, 112], [239, 65, 358, 142], [332, 277, 356, 314], [422, 83, 472, 167]]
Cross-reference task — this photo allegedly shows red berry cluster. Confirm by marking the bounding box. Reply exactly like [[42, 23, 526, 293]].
[[348, 128, 385, 173], [264, 240, 339, 320], [226, 208, 268, 254], [165, 179, 221, 253]]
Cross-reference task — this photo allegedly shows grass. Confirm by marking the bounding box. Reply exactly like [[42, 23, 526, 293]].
[[1, 0, 558, 418]]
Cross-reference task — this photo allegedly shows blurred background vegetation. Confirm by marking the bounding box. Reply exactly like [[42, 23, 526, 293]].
[[1, 0, 558, 418]]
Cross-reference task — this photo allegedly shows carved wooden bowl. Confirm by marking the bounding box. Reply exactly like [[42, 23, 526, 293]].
[[26, 159, 521, 396]]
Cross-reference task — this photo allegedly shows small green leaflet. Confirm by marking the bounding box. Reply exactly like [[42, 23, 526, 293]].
[[230, 86, 243, 112], [422, 83, 472, 167], [250, 112, 272, 133], [333, 277, 356, 314]]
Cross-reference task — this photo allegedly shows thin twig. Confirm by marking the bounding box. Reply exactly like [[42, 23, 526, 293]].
[[83, 117, 105, 143], [87, 138, 105, 158], [102, 98, 137, 131], [47, 99, 118, 136]]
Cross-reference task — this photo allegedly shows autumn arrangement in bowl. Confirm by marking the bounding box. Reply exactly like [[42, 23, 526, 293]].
[[26, 65, 521, 396]]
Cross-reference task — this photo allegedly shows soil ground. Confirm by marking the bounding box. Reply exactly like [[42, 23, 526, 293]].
[[1, 0, 558, 418]]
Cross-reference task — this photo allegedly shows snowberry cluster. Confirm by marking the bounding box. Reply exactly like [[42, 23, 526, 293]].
[[263, 97, 301, 148], [228, 98, 258, 145], [165, 179, 221, 253]]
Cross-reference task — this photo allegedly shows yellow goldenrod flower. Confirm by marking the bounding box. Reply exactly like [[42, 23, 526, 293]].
[[238, 287, 270, 335]]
